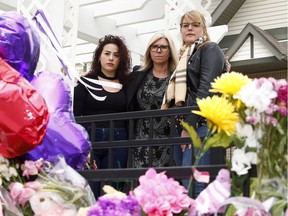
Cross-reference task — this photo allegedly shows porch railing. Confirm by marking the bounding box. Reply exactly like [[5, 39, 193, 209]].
[[75, 106, 254, 197]]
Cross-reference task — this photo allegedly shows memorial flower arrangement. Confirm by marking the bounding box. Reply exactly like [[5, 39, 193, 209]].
[[184, 72, 287, 215], [78, 72, 287, 216], [0, 156, 95, 216]]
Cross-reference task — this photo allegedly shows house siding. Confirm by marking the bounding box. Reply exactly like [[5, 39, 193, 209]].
[[222, 0, 287, 64], [205, 0, 222, 14], [232, 36, 277, 61], [227, 0, 288, 35]]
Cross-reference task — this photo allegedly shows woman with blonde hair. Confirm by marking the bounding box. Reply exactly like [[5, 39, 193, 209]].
[[162, 10, 229, 196], [126, 31, 178, 168]]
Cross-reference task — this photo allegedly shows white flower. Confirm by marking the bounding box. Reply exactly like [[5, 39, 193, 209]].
[[231, 149, 252, 176], [0, 157, 18, 182], [236, 123, 261, 148], [234, 79, 277, 112], [9, 167, 18, 177], [0, 164, 9, 173], [30, 192, 78, 216], [244, 109, 261, 125], [246, 152, 257, 165], [236, 123, 254, 138]]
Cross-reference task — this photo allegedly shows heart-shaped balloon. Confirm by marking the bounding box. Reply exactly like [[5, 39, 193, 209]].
[[21, 71, 91, 169], [0, 11, 40, 81], [0, 58, 49, 158]]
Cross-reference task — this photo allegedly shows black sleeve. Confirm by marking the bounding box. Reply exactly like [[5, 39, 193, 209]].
[[184, 43, 226, 128], [73, 81, 88, 116]]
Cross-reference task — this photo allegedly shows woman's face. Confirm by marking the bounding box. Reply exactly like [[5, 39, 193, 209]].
[[180, 17, 205, 46], [149, 38, 170, 65], [99, 43, 120, 75]]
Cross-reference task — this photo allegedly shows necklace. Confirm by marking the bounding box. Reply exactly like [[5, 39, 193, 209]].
[[98, 71, 117, 80]]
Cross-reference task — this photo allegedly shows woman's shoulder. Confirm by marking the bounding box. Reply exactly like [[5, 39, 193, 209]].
[[132, 65, 141, 72], [201, 41, 221, 50], [129, 66, 147, 77]]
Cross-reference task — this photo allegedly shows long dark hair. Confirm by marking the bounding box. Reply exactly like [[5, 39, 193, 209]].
[[86, 35, 131, 85]]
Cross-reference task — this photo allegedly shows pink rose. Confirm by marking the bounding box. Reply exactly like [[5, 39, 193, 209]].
[[9, 182, 24, 200]]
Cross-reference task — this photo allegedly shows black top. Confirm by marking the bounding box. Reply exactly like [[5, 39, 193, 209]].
[[73, 76, 127, 128]]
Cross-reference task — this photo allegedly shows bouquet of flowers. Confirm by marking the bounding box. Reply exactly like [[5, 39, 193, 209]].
[[0, 155, 95, 216], [85, 168, 233, 216], [83, 72, 287, 216], [184, 72, 287, 215]]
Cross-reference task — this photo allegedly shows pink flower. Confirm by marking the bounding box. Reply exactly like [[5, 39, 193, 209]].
[[25, 181, 42, 191], [9, 182, 24, 200], [276, 85, 288, 116], [9, 181, 42, 206], [133, 168, 193, 216], [22, 159, 44, 178], [18, 188, 37, 206]]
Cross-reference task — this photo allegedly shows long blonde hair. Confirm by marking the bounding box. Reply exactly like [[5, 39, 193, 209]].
[[180, 10, 211, 47], [139, 32, 179, 73]]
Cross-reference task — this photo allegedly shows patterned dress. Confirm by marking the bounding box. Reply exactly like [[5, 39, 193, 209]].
[[131, 70, 171, 168]]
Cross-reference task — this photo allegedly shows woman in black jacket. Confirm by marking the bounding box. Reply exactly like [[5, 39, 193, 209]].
[[161, 10, 229, 196], [126, 32, 178, 168]]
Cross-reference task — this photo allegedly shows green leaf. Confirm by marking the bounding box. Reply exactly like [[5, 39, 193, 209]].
[[271, 200, 288, 216], [140, 209, 147, 216], [203, 131, 233, 151], [181, 120, 202, 149], [232, 135, 245, 149], [230, 172, 249, 197], [278, 135, 287, 155]]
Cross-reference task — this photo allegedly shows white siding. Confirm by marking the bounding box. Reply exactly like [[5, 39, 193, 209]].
[[205, 0, 221, 15], [231, 37, 274, 61], [253, 38, 275, 58], [231, 38, 251, 61], [227, 0, 288, 35], [230, 36, 274, 61], [224, 0, 287, 62]]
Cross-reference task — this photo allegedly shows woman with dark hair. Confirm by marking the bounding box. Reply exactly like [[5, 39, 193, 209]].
[[73, 35, 131, 197]]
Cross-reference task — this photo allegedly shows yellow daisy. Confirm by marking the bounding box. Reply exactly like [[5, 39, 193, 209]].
[[210, 71, 251, 96], [192, 96, 239, 136]]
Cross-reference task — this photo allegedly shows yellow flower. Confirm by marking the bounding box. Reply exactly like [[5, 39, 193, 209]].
[[210, 71, 251, 96], [192, 96, 239, 135]]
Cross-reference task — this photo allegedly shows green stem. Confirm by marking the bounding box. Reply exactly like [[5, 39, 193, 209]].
[[193, 128, 213, 167], [187, 127, 213, 197]]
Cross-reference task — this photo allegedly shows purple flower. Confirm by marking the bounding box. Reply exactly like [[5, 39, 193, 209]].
[[87, 194, 140, 216]]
